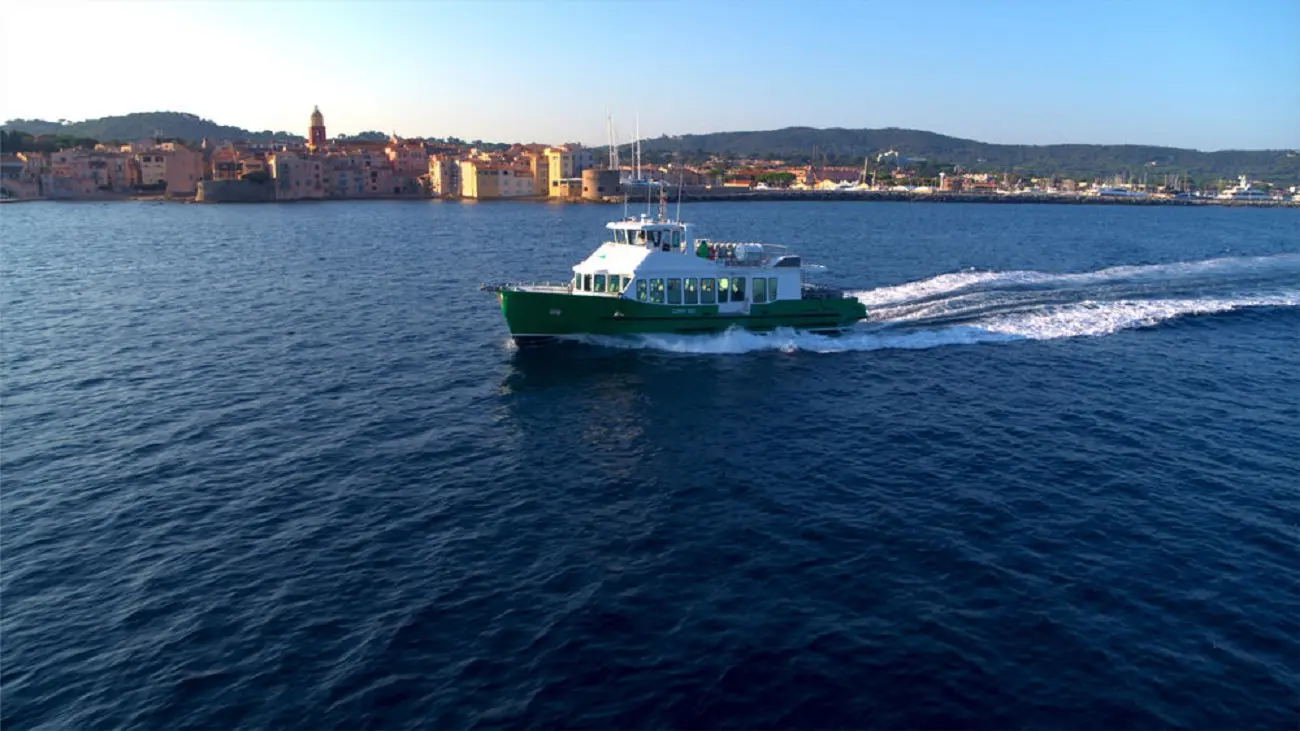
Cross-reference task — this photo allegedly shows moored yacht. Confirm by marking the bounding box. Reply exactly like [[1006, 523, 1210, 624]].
[[1218, 175, 1272, 201]]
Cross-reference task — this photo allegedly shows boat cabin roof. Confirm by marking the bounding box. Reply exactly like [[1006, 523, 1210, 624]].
[[605, 216, 686, 233]]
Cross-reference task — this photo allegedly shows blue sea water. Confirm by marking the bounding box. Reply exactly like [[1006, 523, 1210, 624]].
[[2, 200, 1298, 730]]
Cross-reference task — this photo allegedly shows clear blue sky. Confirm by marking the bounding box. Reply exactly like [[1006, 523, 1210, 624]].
[[4, 0, 1297, 150]]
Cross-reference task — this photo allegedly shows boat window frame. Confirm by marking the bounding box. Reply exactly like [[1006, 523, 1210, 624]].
[[594, 274, 606, 292], [636, 279, 647, 301], [608, 275, 622, 293], [615, 230, 627, 245], [583, 274, 592, 292], [732, 277, 745, 302], [667, 278, 682, 305], [753, 277, 767, 303], [718, 277, 730, 303], [701, 278, 716, 305], [649, 278, 665, 304], [684, 277, 698, 305], [769, 277, 778, 300]]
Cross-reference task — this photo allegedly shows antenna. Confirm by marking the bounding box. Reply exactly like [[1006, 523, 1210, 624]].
[[635, 113, 641, 182], [658, 182, 667, 221], [675, 171, 684, 222]]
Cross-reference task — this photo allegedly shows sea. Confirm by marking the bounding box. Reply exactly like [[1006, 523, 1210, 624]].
[[2, 199, 1297, 730]]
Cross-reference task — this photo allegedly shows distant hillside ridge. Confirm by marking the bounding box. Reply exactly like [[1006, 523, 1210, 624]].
[[1, 112, 303, 143], [636, 126, 1300, 183]]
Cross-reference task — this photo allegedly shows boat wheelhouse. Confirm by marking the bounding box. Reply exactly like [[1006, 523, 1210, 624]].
[[483, 203, 866, 344]]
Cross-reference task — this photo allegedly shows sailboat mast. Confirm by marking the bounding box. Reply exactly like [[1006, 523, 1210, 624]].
[[606, 112, 614, 170]]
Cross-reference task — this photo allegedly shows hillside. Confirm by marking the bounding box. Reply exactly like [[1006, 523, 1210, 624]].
[[1, 112, 303, 143], [637, 127, 1300, 184]]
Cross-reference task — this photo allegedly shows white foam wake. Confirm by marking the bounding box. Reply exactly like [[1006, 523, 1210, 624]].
[[569, 255, 1300, 355]]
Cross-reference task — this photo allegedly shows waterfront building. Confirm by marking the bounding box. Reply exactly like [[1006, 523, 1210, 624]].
[[136, 152, 167, 187], [268, 152, 324, 200], [545, 144, 596, 197], [459, 159, 535, 199], [517, 145, 550, 196], [0, 154, 42, 198], [428, 155, 463, 197], [43, 149, 144, 196], [210, 144, 243, 182], [163, 146, 203, 196], [386, 136, 428, 177]]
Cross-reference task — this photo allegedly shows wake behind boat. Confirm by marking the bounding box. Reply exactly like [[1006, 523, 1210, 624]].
[[483, 197, 866, 345]]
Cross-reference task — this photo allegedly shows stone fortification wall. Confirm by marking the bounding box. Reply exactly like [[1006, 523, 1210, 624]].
[[195, 180, 276, 203]]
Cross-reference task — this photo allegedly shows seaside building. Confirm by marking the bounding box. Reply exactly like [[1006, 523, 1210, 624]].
[[1, 154, 43, 198], [211, 144, 243, 182], [386, 136, 428, 176], [268, 152, 324, 200], [428, 155, 463, 197], [545, 144, 596, 197], [44, 149, 140, 196], [459, 159, 535, 199], [163, 147, 204, 196], [136, 152, 168, 187], [323, 151, 390, 197]]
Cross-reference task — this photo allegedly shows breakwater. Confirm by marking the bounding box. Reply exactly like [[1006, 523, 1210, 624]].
[[657, 188, 1298, 207]]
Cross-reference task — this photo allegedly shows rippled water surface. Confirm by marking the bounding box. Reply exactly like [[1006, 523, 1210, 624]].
[[3, 200, 1298, 729]]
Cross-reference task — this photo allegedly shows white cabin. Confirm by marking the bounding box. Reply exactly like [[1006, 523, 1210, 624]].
[[567, 214, 804, 313]]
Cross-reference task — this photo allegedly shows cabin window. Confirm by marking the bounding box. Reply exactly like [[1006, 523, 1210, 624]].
[[769, 277, 778, 299], [684, 278, 699, 305], [616, 230, 627, 244], [753, 277, 767, 303], [594, 274, 605, 292], [636, 279, 647, 301], [583, 274, 592, 291], [608, 275, 622, 293], [671, 230, 681, 248], [649, 278, 665, 304], [732, 277, 746, 302], [718, 277, 730, 303], [667, 278, 682, 304], [701, 278, 716, 304]]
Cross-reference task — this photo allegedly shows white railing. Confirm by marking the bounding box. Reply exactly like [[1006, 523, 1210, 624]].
[[480, 281, 571, 293], [701, 242, 790, 267]]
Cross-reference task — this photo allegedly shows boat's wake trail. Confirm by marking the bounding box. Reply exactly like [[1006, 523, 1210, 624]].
[[573, 254, 1300, 354]]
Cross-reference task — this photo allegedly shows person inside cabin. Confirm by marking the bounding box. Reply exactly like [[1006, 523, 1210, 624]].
[[637, 231, 647, 246]]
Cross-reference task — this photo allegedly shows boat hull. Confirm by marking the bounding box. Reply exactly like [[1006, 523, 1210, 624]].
[[495, 288, 866, 343]]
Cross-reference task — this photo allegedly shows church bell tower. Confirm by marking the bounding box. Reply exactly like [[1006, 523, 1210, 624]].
[[308, 105, 326, 151]]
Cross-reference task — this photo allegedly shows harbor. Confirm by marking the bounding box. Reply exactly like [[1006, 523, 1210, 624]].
[[616, 187, 1300, 207]]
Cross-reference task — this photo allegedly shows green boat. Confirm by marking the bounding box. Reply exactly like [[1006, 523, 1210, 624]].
[[483, 206, 867, 345]]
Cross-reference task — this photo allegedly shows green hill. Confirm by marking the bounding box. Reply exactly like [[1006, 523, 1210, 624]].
[[1, 112, 303, 144], [638, 127, 1300, 184]]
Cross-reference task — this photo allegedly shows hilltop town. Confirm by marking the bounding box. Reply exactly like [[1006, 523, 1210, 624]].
[[2, 107, 1297, 204]]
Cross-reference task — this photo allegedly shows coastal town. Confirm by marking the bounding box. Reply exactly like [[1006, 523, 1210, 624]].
[[2, 106, 1297, 205]]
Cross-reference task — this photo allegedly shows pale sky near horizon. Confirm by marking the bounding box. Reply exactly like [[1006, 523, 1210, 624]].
[[3, 0, 1298, 151]]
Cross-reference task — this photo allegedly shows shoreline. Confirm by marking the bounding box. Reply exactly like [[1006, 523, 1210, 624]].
[[10, 191, 1296, 208]]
